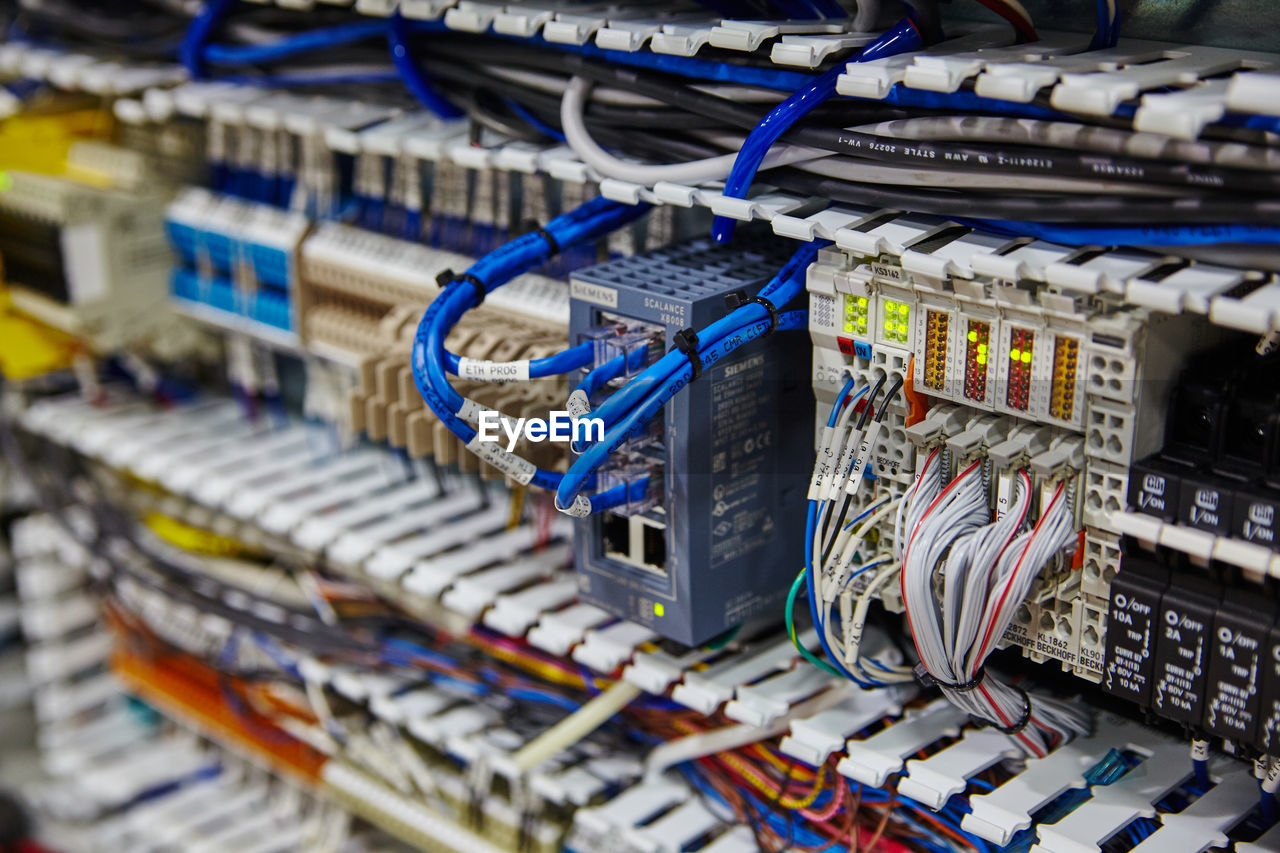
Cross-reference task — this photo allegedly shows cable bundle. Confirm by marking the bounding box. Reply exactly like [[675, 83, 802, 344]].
[[791, 375, 916, 687], [899, 452, 1091, 757]]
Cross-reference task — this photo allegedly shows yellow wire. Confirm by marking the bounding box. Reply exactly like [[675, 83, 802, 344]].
[[720, 751, 828, 810]]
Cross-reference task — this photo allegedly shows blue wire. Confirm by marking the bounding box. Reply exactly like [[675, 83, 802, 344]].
[[444, 340, 595, 378], [827, 376, 857, 427], [203, 19, 388, 65], [412, 197, 650, 491], [388, 11, 464, 119], [711, 17, 926, 243], [180, 0, 236, 80], [953, 217, 1280, 248], [555, 308, 810, 511], [582, 242, 818, 450], [212, 71, 401, 88], [504, 97, 567, 142]]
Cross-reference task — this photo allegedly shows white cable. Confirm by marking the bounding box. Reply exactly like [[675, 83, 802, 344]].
[[561, 77, 831, 185]]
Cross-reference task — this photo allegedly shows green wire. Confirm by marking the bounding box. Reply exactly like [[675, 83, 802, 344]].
[[786, 568, 843, 678]]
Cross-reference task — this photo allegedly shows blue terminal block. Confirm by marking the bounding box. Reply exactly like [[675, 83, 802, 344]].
[[568, 236, 814, 646]]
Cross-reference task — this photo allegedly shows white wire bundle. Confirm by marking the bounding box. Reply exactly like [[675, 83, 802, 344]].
[[900, 460, 1091, 757], [804, 379, 913, 687]]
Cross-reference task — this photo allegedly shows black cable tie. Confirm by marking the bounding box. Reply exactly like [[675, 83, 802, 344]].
[[972, 688, 1033, 736], [915, 663, 987, 694], [523, 220, 560, 257], [437, 268, 487, 305], [725, 289, 780, 336], [672, 328, 702, 381]]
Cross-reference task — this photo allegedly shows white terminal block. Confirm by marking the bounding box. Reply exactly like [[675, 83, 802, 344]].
[[130, 420, 267, 483], [1130, 765, 1258, 853], [962, 717, 1136, 844], [526, 602, 613, 656], [573, 781, 689, 839], [621, 798, 722, 853]]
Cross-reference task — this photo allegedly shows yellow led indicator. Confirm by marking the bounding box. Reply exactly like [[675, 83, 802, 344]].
[[1010, 348, 1021, 361], [841, 293, 869, 337], [967, 330, 978, 342], [654, 602, 664, 617], [881, 300, 910, 343], [1021, 350, 1032, 363]]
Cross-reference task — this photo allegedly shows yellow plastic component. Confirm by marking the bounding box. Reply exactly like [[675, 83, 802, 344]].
[[0, 287, 79, 379], [0, 108, 114, 176], [144, 513, 251, 558]]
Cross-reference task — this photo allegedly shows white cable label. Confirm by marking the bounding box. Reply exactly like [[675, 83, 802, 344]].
[[458, 357, 530, 383], [845, 421, 884, 495], [808, 425, 841, 500], [1190, 739, 1209, 763], [826, 428, 861, 502], [558, 495, 592, 518], [465, 435, 537, 485], [566, 389, 592, 421]]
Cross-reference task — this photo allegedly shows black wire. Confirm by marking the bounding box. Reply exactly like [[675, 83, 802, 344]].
[[783, 124, 1280, 195], [771, 168, 1280, 224], [875, 376, 905, 423], [857, 375, 886, 431]]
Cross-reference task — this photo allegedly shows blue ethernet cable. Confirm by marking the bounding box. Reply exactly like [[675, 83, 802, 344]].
[[711, 16, 928, 243], [554, 243, 822, 512], [180, 0, 235, 79], [388, 11, 463, 119], [443, 341, 596, 378], [203, 19, 389, 65], [555, 309, 810, 515], [954, 218, 1280, 248], [581, 241, 820, 449], [1091, 0, 1120, 49], [411, 197, 650, 492]]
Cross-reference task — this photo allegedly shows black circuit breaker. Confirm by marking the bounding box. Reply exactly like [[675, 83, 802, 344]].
[[1258, 619, 1280, 755], [1128, 456, 1185, 522], [1102, 549, 1169, 708], [1203, 586, 1274, 747], [1151, 570, 1219, 727]]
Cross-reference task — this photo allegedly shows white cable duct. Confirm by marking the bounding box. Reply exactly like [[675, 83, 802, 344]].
[[642, 684, 852, 784], [561, 76, 832, 186]]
